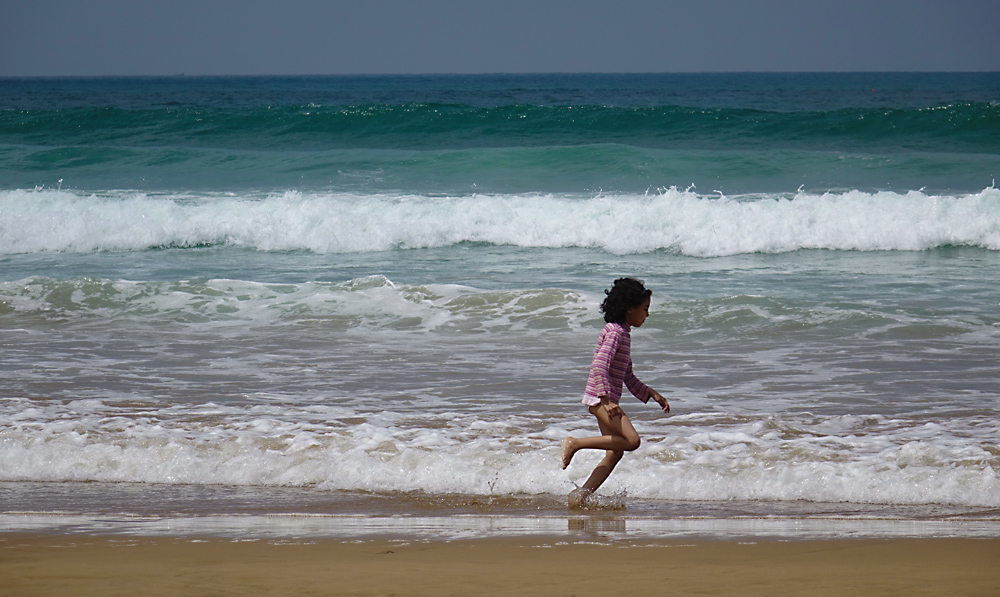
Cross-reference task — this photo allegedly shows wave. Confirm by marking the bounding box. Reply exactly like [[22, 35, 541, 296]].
[[3, 102, 998, 153], [1, 397, 997, 507], [5, 142, 994, 196], [4, 277, 993, 359], [2, 187, 998, 257], [0, 276, 595, 332]]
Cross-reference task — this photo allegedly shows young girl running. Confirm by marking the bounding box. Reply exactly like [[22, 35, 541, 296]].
[[561, 277, 669, 503]]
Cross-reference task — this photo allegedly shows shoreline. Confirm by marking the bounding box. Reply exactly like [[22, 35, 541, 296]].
[[4, 511, 1000, 542], [4, 481, 998, 542], [3, 533, 999, 596]]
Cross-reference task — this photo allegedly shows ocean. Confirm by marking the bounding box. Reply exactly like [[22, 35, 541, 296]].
[[1, 73, 999, 540]]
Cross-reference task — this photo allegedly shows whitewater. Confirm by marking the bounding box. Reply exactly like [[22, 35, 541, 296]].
[[3, 187, 999, 256]]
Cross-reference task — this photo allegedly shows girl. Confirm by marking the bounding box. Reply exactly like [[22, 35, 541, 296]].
[[561, 277, 669, 503]]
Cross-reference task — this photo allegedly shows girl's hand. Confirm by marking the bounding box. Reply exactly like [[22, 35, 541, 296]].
[[650, 389, 670, 414], [601, 398, 623, 419]]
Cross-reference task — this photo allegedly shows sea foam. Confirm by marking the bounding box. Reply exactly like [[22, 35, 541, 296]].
[[1, 398, 997, 508], [2, 187, 998, 257], [0, 276, 595, 332]]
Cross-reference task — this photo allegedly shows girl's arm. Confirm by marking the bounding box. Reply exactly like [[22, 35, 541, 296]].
[[623, 361, 651, 403], [649, 389, 670, 413], [624, 364, 669, 413]]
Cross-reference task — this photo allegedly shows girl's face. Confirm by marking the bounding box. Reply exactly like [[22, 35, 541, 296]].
[[625, 296, 651, 328]]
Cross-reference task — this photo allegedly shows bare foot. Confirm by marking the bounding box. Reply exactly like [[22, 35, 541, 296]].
[[561, 437, 576, 469]]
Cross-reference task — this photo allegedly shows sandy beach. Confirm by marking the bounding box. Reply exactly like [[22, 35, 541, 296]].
[[2, 534, 998, 596]]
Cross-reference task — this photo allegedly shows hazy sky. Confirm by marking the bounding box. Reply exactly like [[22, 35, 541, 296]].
[[2, 0, 998, 76]]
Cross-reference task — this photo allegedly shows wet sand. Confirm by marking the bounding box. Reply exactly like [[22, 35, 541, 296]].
[[2, 534, 998, 596]]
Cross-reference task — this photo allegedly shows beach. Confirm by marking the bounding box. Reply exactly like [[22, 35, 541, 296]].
[[2, 74, 999, 592], [3, 534, 999, 596]]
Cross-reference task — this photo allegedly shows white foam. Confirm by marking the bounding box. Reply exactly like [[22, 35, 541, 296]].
[[0, 276, 596, 331], [2, 187, 998, 256], [2, 398, 997, 508]]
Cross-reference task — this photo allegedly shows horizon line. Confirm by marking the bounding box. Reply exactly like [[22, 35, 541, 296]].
[[3, 70, 999, 79]]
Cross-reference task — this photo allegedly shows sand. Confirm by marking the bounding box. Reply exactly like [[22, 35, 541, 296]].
[[2, 534, 998, 596]]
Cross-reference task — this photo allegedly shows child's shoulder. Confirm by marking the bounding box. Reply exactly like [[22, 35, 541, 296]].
[[600, 321, 628, 337]]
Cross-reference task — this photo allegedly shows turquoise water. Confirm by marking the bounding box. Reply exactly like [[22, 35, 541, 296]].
[[3, 73, 998, 193], [1, 74, 999, 538]]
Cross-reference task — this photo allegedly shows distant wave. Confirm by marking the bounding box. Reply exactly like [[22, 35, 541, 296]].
[[3, 102, 998, 152], [2, 187, 998, 257], [4, 142, 994, 197]]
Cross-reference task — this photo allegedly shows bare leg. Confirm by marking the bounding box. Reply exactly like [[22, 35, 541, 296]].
[[581, 449, 624, 493], [563, 404, 641, 494]]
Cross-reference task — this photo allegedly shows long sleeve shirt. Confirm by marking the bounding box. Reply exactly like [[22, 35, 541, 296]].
[[582, 322, 651, 406]]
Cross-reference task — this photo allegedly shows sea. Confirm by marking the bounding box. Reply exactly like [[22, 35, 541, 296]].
[[1, 73, 999, 541]]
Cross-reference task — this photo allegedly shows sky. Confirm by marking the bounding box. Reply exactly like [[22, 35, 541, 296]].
[[2, 0, 998, 76]]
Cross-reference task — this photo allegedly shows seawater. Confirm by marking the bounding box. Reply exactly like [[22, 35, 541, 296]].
[[1, 74, 999, 539]]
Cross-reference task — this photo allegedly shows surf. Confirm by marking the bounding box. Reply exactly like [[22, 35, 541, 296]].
[[3, 187, 998, 256]]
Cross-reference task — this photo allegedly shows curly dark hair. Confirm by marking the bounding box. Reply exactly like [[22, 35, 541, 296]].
[[600, 277, 651, 324]]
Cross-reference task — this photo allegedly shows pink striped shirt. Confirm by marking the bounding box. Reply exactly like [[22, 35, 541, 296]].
[[582, 322, 651, 406]]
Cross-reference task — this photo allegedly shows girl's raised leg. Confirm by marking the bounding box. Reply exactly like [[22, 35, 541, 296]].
[[562, 404, 640, 494]]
